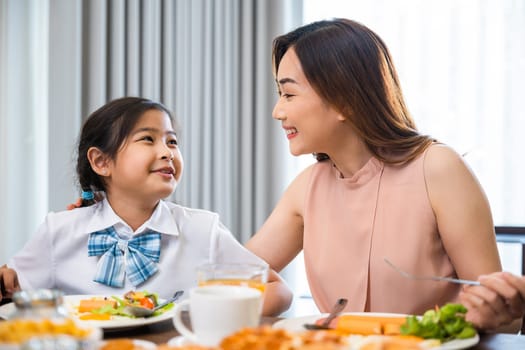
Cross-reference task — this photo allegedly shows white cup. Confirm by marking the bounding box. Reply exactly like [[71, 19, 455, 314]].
[[172, 285, 262, 346]]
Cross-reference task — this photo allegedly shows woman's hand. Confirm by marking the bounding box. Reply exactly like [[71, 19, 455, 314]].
[[66, 197, 83, 210], [459, 272, 525, 331], [0, 265, 20, 303], [261, 269, 293, 316], [66, 192, 104, 210]]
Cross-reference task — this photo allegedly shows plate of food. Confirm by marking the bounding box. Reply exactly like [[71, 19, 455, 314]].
[[273, 304, 480, 350], [0, 290, 179, 331], [64, 291, 177, 330]]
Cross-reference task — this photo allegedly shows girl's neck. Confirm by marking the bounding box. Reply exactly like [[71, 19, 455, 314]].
[[105, 194, 158, 232]]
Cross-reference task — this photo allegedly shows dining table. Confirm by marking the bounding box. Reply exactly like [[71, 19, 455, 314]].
[[102, 313, 525, 350]]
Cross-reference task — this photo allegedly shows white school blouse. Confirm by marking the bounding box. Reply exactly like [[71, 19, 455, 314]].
[[8, 199, 266, 299]]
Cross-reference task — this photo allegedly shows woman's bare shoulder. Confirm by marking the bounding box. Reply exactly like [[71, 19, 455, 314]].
[[423, 143, 469, 179]]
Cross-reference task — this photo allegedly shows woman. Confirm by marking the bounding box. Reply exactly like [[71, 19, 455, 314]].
[[246, 18, 509, 328]]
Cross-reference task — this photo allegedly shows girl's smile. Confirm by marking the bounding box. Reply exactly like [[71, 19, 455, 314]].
[[151, 166, 176, 179]]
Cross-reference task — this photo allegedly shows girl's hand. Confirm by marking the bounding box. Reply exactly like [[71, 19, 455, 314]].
[[0, 265, 20, 303], [459, 272, 525, 330]]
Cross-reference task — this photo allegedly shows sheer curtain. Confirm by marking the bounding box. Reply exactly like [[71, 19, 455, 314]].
[[0, 0, 50, 265], [0, 0, 303, 263]]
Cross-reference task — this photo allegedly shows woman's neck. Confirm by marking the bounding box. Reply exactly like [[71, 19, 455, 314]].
[[327, 138, 375, 179], [105, 194, 158, 231]]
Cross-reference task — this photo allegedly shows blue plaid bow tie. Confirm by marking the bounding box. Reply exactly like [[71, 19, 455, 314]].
[[87, 227, 161, 287]]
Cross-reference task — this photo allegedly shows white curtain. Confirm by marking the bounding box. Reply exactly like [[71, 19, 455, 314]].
[[0, 0, 50, 264], [0, 0, 303, 263]]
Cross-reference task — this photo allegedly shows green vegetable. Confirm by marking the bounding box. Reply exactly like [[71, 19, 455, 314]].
[[400, 303, 477, 342]]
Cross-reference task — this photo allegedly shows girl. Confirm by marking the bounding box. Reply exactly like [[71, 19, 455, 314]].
[[0, 97, 291, 316]]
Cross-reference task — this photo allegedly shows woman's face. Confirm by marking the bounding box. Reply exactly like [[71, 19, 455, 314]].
[[273, 48, 344, 156]]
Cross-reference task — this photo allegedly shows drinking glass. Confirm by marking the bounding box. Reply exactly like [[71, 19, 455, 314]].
[[196, 263, 268, 294]]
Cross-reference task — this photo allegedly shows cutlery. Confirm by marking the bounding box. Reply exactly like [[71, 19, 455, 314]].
[[384, 258, 480, 286], [125, 290, 184, 317], [303, 298, 348, 330]]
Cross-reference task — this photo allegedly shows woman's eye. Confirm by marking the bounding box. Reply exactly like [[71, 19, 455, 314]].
[[168, 139, 178, 146], [282, 93, 294, 100]]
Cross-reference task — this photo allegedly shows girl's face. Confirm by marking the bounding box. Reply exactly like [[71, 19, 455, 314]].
[[105, 109, 183, 204], [273, 48, 344, 156]]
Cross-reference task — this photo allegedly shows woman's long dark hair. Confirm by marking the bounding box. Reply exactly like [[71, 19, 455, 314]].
[[272, 18, 434, 163]]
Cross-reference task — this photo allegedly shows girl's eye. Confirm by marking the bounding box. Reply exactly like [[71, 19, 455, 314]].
[[168, 139, 178, 146], [282, 93, 294, 100], [139, 136, 154, 142]]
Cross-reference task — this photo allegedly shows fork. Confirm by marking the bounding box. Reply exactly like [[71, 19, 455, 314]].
[[384, 258, 480, 286], [125, 290, 184, 317], [303, 298, 348, 330]]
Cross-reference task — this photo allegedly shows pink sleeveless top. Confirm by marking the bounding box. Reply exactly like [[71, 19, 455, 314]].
[[303, 147, 459, 315]]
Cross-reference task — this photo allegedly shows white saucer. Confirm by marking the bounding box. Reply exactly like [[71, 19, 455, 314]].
[[167, 336, 196, 347], [167, 336, 219, 347]]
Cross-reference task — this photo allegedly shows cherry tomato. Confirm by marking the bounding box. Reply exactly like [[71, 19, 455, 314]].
[[139, 297, 155, 309]]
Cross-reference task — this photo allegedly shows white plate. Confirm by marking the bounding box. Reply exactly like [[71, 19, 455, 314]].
[[0, 295, 176, 331], [273, 312, 480, 350], [64, 295, 176, 330]]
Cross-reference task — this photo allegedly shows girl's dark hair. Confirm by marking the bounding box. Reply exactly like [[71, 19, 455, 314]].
[[76, 97, 175, 206], [272, 18, 434, 163]]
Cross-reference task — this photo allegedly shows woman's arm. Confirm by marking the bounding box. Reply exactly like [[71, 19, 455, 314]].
[[425, 144, 501, 279], [424, 144, 514, 330], [262, 268, 293, 316], [246, 165, 314, 315], [246, 165, 313, 272]]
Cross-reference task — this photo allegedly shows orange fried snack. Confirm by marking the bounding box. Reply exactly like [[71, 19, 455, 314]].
[[158, 345, 217, 350], [220, 326, 296, 350], [100, 339, 136, 350], [0, 318, 91, 344]]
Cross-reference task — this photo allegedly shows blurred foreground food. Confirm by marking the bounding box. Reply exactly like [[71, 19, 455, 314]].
[[0, 318, 93, 345]]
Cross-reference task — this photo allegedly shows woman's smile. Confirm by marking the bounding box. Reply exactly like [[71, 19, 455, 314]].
[[284, 127, 298, 140]]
